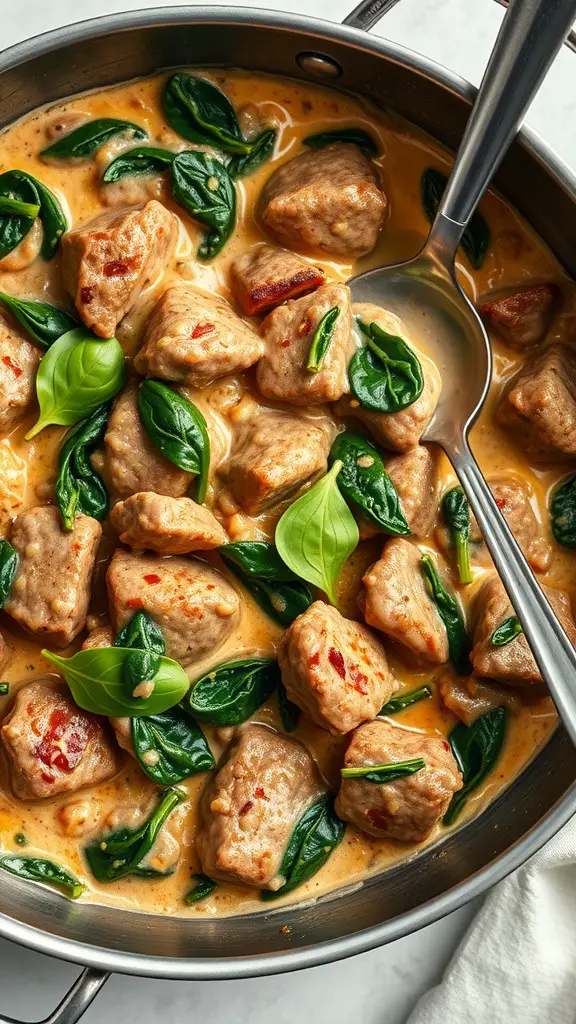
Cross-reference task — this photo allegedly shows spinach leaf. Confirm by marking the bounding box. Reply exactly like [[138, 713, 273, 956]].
[[132, 707, 214, 785], [550, 474, 576, 548], [0, 197, 39, 218], [185, 874, 217, 904], [0, 539, 19, 608], [25, 328, 125, 440], [138, 380, 210, 502], [220, 541, 312, 627], [42, 646, 189, 718], [306, 306, 340, 373], [14, 832, 27, 845], [380, 685, 432, 715], [102, 146, 176, 183], [85, 787, 185, 882], [114, 610, 166, 702], [275, 461, 359, 605], [0, 291, 76, 348], [0, 683, 9, 695], [442, 486, 472, 584], [163, 73, 251, 154], [303, 127, 379, 155], [421, 167, 490, 270], [0, 170, 40, 261], [329, 431, 411, 536], [349, 319, 424, 414], [0, 855, 84, 899], [341, 757, 425, 783], [0, 170, 67, 260], [55, 402, 110, 530], [261, 795, 345, 902], [420, 554, 470, 674], [228, 128, 276, 179], [171, 151, 236, 260], [189, 658, 280, 725], [278, 681, 300, 733], [443, 706, 507, 825], [41, 118, 147, 159], [491, 615, 523, 647]]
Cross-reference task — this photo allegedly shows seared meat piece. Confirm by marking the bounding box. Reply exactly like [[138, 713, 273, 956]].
[[1, 680, 118, 800], [386, 445, 441, 537], [261, 143, 387, 258], [5, 506, 101, 646], [61, 200, 178, 338], [134, 284, 263, 387], [196, 724, 323, 889], [0, 316, 41, 431], [231, 244, 325, 315], [471, 575, 576, 684], [110, 491, 228, 554], [257, 283, 354, 405], [335, 720, 462, 842], [497, 344, 576, 462], [278, 601, 394, 735], [361, 538, 449, 665], [226, 412, 334, 515], [479, 283, 559, 350], [82, 623, 114, 649], [0, 631, 11, 674], [107, 549, 240, 666], [438, 671, 521, 726]]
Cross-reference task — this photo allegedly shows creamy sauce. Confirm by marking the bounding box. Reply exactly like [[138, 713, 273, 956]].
[[0, 68, 571, 917]]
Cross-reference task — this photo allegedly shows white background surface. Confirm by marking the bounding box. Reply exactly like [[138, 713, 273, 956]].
[[0, 1, 574, 1021]]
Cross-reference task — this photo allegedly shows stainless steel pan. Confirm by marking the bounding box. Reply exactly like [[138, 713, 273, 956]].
[[1, 3, 576, 1020]]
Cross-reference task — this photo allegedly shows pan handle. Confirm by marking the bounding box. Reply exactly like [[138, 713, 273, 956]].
[[0, 968, 109, 1024]]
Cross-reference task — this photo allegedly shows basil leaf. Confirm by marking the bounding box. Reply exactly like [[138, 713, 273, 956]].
[[349, 319, 424, 414], [171, 151, 236, 260], [42, 646, 190, 718], [220, 542, 312, 627], [306, 306, 340, 373], [132, 707, 214, 785], [189, 658, 280, 725], [41, 118, 147, 159], [0, 291, 76, 348], [55, 402, 110, 530], [85, 787, 185, 882], [420, 554, 470, 674], [185, 874, 217, 904], [278, 681, 300, 732], [303, 128, 379, 155], [275, 461, 359, 605], [0, 197, 39, 218], [115, 611, 166, 656], [228, 128, 276, 179], [102, 146, 176, 183], [261, 795, 345, 902], [329, 431, 411, 537], [491, 615, 523, 647], [0, 170, 39, 261], [0, 539, 19, 608], [341, 757, 425, 784], [379, 685, 432, 715], [25, 328, 126, 440], [443, 707, 507, 825], [421, 167, 490, 270], [163, 73, 250, 154], [442, 486, 472, 585], [550, 474, 576, 548], [138, 380, 210, 502], [0, 855, 85, 899]]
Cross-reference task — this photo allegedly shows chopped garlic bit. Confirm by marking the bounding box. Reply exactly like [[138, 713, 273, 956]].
[[132, 679, 155, 699]]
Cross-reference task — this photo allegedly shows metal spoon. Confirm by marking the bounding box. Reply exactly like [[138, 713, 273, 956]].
[[349, 0, 576, 743]]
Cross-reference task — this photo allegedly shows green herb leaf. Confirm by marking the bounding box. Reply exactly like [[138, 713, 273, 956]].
[[0, 170, 40, 261], [114, 611, 166, 702], [550, 474, 576, 548], [421, 167, 490, 270], [329, 431, 411, 536], [0, 855, 84, 899], [171, 151, 236, 260], [275, 461, 359, 605], [189, 658, 280, 726], [132, 707, 214, 786], [349, 319, 424, 414], [41, 119, 147, 159], [102, 146, 176, 183], [278, 681, 300, 732], [220, 542, 312, 627], [379, 685, 432, 715], [185, 873, 217, 904], [14, 833, 27, 846], [0, 291, 76, 348], [261, 795, 345, 902], [490, 615, 523, 647], [138, 380, 210, 502], [85, 787, 185, 882], [0, 539, 19, 608], [55, 402, 110, 530], [163, 73, 250, 154], [0, 170, 67, 260], [443, 486, 472, 585], [341, 757, 425, 784], [0, 683, 10, 695], [228, 128, 277, 179], [420, 554, 470, 674], [306, 306, 340, 373], [0, 196, 40, 218], [443, 706, 507, 825], [25, 328, 125, 440], [303, 128, 379, 155]]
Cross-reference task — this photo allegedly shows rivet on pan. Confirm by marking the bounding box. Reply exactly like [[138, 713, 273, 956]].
[[296, 53, 343, 78]]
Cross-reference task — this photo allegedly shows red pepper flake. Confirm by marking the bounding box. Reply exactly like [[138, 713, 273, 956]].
[[2, 356, 22, 377], [80, 286, 95, 304], [495, 498, 505, 510], [328, 647, 346, 679], [279, 338, 292, 348], [350, 664, 368, 695], [309, 651, 320, 667], [103, 258, 135, 277], [143, 574, 161, 584], [239, 800, 254, 816], [191, 322, 215, 339], [254, 785, 266, 799], [442, 741, 450, 751], [126, 598, 143, 609], [41, 772, 55, 784], [36, 709, 95, 775]]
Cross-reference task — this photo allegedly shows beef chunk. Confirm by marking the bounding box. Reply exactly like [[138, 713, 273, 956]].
[[82, 623, 114, 650], [479, 283, 559, 350], [61, 200, 178, 338], [0, 316, 41, 431], [261, 143, 387, 258], [278, 601, 394, 735], [257, 283, 354, 405], [0, 630, 10, 674], [134, 284, 263, 387], [230, 244, 325, 315], [226, 412, 334, 515], [497, 344, 576, 462], [5, 506, 101, 646], [110, 491, 228, 554], [196, 724, 323, 889], [1, 680, 118, 799], [335, 720, 462, 842], [471, 575, 576, 684], [107, 548, 240, 666], [438, 671, 521, 726], [361, 538, 449, 665], [386, 445, 441, 537]]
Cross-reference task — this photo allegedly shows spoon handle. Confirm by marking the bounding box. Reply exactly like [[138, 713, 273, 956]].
[[449, 441, 576, 747]]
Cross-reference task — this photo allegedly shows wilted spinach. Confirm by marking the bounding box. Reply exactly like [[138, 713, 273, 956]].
[[550, 474, 576, 548], [132, 707, 214, 786], [115, 611, 165, 702], [261, 796, 345, 902], [102, 146, 175, 183], [341, 757, 425, 784], [220, 541, 312, 627], [55, 402, 110, 530], [85, 787, 186, 882], [0, 683, 9, 696], [163, 73, 252, 153], [306, 306, 340, 373], [303, 127, 378, 155], [0, 291, 76, 348], [278, 681, 301, 733], [0, 539, 19, 608], [379, 685, 432, 715], [189, 658, 280, 725], [0, 170, 67, 260], [421, 167, 490, 269], [443, 707, 507, 825], [227, 128, 276, 179], [420, 554, 470, 674], [185, 874, 217, 904], [329, 431, 410, 536], [138, 380, 210, 502], [490, 615, 523, 647], [442, 486, 472, 584], [41, 118, 147, 159], [0, 855, 84, 899], [349, 318, 424, 414], [171, 151, 236, 260]]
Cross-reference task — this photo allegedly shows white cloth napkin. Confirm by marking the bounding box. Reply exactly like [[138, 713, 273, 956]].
[[407, 816, 576, 1024]]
